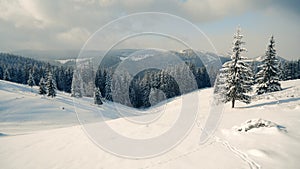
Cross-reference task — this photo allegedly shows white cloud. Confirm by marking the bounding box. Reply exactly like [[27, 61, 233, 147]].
[[0, 0, 53, 28], [0, 0, 279, 31], [56, 27, 91, 46], [0, 0, 299, 59]]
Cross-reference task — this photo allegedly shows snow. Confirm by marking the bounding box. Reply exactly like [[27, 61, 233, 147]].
[[233, 118, 286, 132], [119, 56, 127, 61], [55, 59, 77, 64], [55, 58, 91, 64], [129, 53, 154, 61], [0, 80, 136, 134], [0, 79, 300, 169]]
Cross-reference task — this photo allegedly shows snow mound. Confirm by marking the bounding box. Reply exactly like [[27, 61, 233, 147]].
[[233, 118, 286, 132]]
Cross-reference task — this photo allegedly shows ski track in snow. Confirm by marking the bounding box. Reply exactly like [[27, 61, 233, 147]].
[[140, 146, 203, 169], [139, 131, 260, 169], [214, 136, 261, 169]]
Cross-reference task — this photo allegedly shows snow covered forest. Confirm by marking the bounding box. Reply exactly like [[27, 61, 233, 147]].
[[0, 53, 73, 93], [0, 46, 300, 108]]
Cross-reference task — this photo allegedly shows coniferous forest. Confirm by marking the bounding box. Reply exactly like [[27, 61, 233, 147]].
[[1, 48, 300, 108]]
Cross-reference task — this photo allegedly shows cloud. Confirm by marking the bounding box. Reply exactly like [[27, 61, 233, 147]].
[[0, 0, 54, 29], [0, 0, 279, 29], [56, 27, 91, 46], [0, 0, 299, 54], [1, 0, 299, 27]]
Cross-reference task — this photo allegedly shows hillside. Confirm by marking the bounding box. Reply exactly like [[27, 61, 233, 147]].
[[0, 79, 300, 169]]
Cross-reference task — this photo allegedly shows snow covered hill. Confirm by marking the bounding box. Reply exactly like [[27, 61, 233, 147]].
[[0, 79, 300, 169], [0, 80, 138, 134]]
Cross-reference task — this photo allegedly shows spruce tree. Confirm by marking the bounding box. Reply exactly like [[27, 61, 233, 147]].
[[71, 70, 83, 98], [104, 73, 112, 101], [278, 62, 284, 81], [256, 36, 282, 95], [46, 72, 56, 98], [27, 70, 35, 88], [3, 68, 10, 81], [218, 27, 253, 108], [94, 87, 103, 105], [39, 77, 47, 95]]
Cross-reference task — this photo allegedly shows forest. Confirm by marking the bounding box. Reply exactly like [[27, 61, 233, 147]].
[[0, 51, 300, 108]]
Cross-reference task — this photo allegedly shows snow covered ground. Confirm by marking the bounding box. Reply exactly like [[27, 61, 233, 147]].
[[0, 79, 300, 169]]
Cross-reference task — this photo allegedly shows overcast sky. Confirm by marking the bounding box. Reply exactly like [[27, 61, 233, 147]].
[[0, 0, 299, 60]]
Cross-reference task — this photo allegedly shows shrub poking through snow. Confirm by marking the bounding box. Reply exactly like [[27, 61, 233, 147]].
[[234, 118, 285, 132]]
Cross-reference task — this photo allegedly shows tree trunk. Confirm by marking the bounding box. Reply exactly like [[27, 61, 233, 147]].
[[232, 98, 235, 108]]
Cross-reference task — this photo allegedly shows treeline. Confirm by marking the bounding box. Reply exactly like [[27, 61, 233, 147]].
[[1, 51, 299, 109], [74, 61, 212, 108], [280, 60, 300, 80], [251, 59, 300, 81], [0, 53, 73, 93]]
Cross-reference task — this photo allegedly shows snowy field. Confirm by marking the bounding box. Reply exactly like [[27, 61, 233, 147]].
[[0, 79, 300, 169]]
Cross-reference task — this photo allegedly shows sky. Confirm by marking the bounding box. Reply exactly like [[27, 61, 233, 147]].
[[0, 0, 299, 60]]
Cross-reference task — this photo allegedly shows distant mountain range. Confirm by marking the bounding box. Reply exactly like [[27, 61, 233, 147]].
[[8, 49, 288, 68], [252, 55, 287, 63], [10, 49, 229, 64]]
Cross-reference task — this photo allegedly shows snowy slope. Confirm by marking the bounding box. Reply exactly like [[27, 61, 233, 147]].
[[0, 79, 300, 169], [0, 80, 138, 134]]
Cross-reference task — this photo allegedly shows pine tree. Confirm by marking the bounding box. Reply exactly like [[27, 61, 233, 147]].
[[27, 70, 35, 88], [0, 66, 3, 80], [283, 62, 291, 80], [3, 68, 10, 81], [46, 71, 56, 98], [256, 36, 282, 95], [94, 87, 103, 105], [71, 70, 83, 98], [104, 73, 112, 101], [297, 59, 300, 79], [218, 27, 253, 108], [278, 62, 284, 81], [39, 77, 47, 95]]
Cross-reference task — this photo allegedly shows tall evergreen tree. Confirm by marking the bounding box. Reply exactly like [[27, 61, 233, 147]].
[[218, 27, 253, 108], [71, 70, 83, 98], [0, 66, 3, 79], [256, 36, 282, 95], [27, 70, 35, 88], [104, 73, 112, 101], [297, 59, 300, 79], [46, 72, 56, 98], [94, 87, 103, 105], [39, 77, 47, 95], [278, 62, 284, 81], [3, 68, 11, 81], [283, 62, 292, 80]]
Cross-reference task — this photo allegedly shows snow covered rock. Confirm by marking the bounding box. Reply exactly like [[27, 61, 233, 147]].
[[233, 118, 285, 132]]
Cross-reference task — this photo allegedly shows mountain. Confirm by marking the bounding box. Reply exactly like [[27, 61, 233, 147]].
[[253, 55, 287, 63], [10, 49, 230, 68]]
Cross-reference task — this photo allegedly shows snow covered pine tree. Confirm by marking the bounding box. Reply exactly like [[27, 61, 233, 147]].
[[46, 72, 56, 98], [256, 36, 282, 94], [94, 87, 103, 105], [218, 27, 253, 108], [39, 77, 47, 95], [71, 70, 83, 98], [27, 70, 35, 88]]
